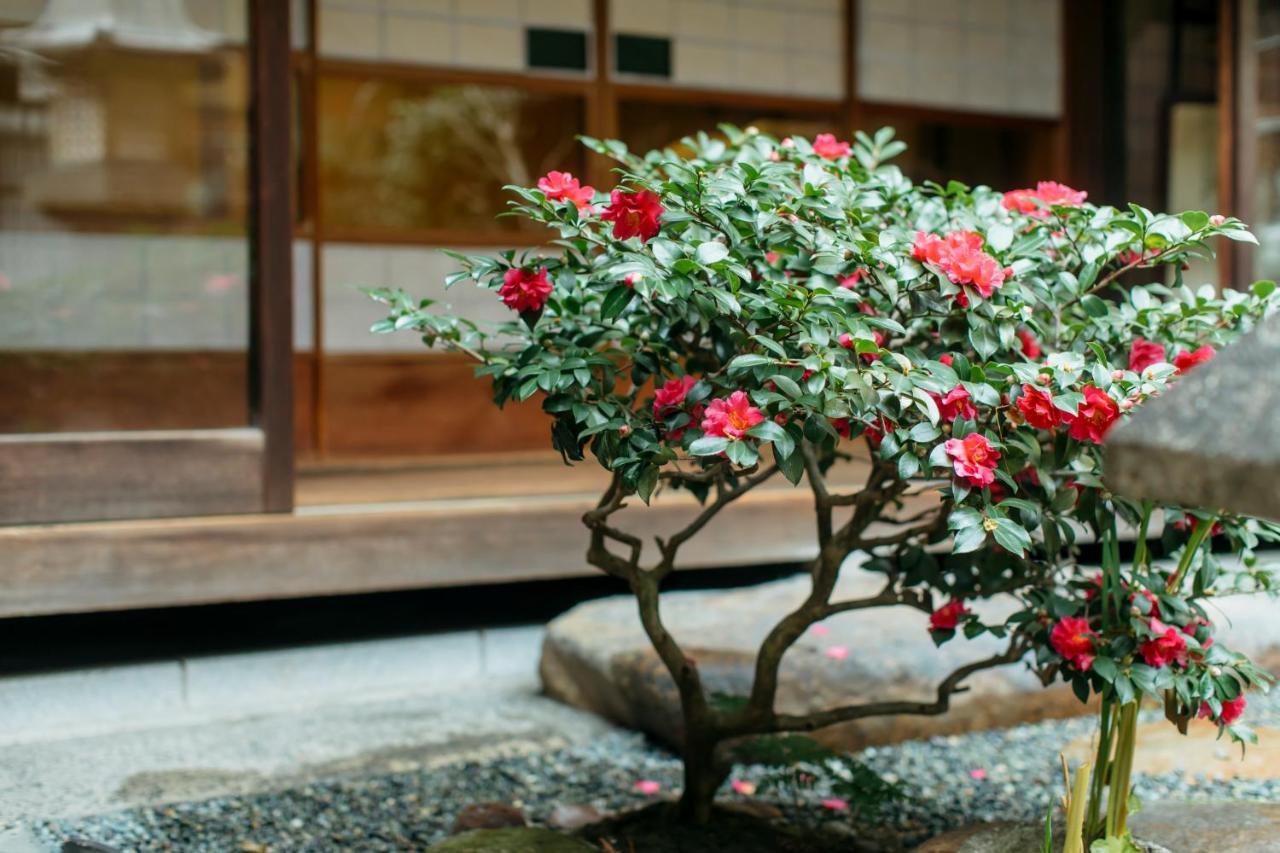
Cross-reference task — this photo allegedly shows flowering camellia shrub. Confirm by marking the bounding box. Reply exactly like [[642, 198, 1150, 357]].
[[371, 126, 1280, 830]]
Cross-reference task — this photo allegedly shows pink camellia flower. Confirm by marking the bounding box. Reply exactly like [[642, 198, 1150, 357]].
[[731, 779, 757, 796], [701, 391, 764, 440], [1173, 345, 1215, 374], [943, 433, 1001, 488], [1017, 384, 1065, 431], [602, 189, 664, 241], [498, 267, 553, 313], [913, 230, 1012, 304], [839, 269, 866, 289], [633, 779, 662, 795], [1050, 616, 1097, 671], [812, 133, 851, 159], [1128, 338, 1166, 373], [653, 375, 696, 417], [838, 332, 854, 350], [1001, 181, 1088, 217], [824, 645, 850, 661], [1066, 385, 1120, 444], [820, 797, 850, 812], [1199, 693, 1247, 726], [1016, 329, 1042, 359], [929, 599, 970, 631], [1140, 618, 1188, 668], [936, 385, 977, 422], [624, 272, 642, 288], [537, 170, 595, 209]]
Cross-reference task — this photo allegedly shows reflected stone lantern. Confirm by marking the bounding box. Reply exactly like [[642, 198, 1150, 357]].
[[0, 0, 230, 225], [1105, 315, 1280, 523]]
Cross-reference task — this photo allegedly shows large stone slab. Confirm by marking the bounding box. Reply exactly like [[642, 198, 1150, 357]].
[[1106, 315, 1280, 522], [540, 568, 1280, 751], [918, 802, 1280, 853], [1063, 718, 1280, 781]]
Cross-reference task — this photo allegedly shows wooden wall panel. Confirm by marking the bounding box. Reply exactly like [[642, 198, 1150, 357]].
[[0, 429, 264, 525], [320, 353, 553, 456]]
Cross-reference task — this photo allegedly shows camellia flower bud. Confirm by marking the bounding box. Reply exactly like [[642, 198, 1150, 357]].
[[1210, 214, 1226, 225], [1111, 369, 1124, 381], [618, 424, 631, 436], [1119, 399, 1133, 411], [1036, 373, 1051, 385]]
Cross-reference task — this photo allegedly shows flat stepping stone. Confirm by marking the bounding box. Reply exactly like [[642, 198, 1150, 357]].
[[540, 568, 1280, 751], [918, 801, 1280, 852], [1064, 718, 1280, 781], [429, 827, 595, 852]]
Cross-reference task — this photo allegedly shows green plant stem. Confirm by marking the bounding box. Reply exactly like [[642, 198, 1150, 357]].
[[1085, 697, 1115, 840], [1133, 500, 1153, 571], [1165, 516, 1215, 594], [1104, 701, 1139, 838], [1064, 760, 1092, 853]]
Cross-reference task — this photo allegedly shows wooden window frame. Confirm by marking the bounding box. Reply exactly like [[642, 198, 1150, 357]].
[[0, 0, 295, 524], [295, 0, 1075, 458]]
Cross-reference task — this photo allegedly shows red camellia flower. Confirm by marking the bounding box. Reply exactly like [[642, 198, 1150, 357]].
[[1016, 384, 1065, 430], [1173, 345, 1215, 374], [1128, 338, 1166, 373], [943, 433, 1001, 487], [498, 266, 553, 313], [701, 391, 764, 440], [1050, 616, 1097, 671], [929, 599, 970, 631], [1199, 693, 1247, 726], [1066, 385, 1120, 444], [1139, 618, 1189, 668], [602, 189, 664, 241], [1001, 181, 1088, 217], [653, 375, 696, 417], [839, 269, 866, 289], [863, 417, 895, 449], [1016, 329, 1042, 359], [935, 385, 977, 422], [537, 170, 595, 209], [913, 230, 1012, 304], [812, 133, 851, 159], [938, 353, 955, 366]]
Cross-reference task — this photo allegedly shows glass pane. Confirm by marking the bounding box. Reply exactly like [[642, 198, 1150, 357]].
[[859, 109, 1059, 191], [319, 76, 587, 235], [1256, 1, 1280, 280], [0, 2, 250, 433], [618, 101, 841, 156]]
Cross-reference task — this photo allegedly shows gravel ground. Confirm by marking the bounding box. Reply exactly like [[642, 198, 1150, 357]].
[[27, 691, 1280, 852]]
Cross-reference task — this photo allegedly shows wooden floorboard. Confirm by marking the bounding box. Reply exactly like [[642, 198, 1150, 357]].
[[1, 453, 923, 619]]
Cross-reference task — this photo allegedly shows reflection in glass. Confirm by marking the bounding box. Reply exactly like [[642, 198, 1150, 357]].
[[320, 76, 587, 234], [0, 1, 250, 433]]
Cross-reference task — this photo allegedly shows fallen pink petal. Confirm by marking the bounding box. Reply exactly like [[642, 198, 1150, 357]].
[[810, 624, 830, 636], [969, 768, 987, 780], [821, 797, 850, 812], [731, 779, 757, 796], [824, 645, 849, 661], [633, 780, 661, 795]]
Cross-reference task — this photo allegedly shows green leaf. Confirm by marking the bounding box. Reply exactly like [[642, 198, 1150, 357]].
[[600, 284, 636, 321], [728, 353, 771, 372], [777, 443, 805, 484], [767, 374, 803, 398], [1252, 279, 1276, 299], [724, 438, 759, 467], [1081, 294, 1111, 317], [986, 222, 1014, 252], [689, 436, 730, 456], [1180, 210, 1210, 232], [696, 241, 730, 264], [748, 419, 795, 459], [953, 525, 987, 554]]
